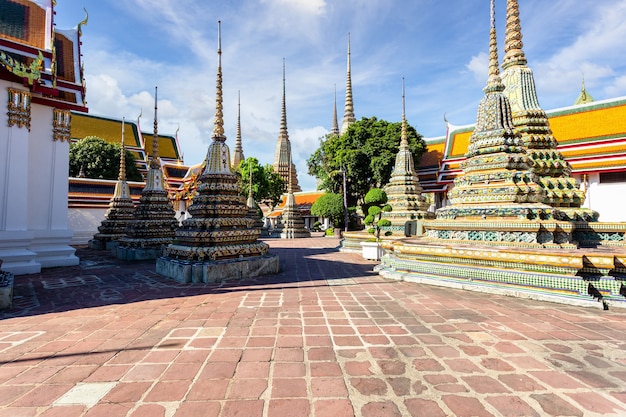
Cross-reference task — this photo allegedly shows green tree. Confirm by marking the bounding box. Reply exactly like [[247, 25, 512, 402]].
[[235, 158, 285, 211], [363, 188, 392, 241], [310, 193, 345, 228], [307, 116, 426, 206], [69, 136, 142, 181]]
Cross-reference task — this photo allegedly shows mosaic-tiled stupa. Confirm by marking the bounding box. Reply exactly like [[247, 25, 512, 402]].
[[376, 0, 626, 309], [88, 118, 136, 250], [114, 88, 178, 260], [383, 79, 434, 230], [429, 2, 564, 247], [500, 0, 593, 220], [156, 22, 279, 283], [340, 33, 356, 135]]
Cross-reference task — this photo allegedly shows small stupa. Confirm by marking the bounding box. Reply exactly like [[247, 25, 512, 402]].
[[246, 167, 264, 230], [157, 21, 279, 283], [273, 60, 301, 192], [330, 84, 340, 136], [231, 91, 245, 169], [500, 0, 592, 220], [114, 88, 178, 260], [280, 153, 311, 239], [383, 78, 434, 230], [88, 117, 136, 250]]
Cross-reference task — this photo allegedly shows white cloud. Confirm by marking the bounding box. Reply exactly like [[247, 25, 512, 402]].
[[262, 0, 327, 16], [465, 52, 489, 83]]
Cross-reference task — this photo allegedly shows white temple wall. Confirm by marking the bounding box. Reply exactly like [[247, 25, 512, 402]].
[[26, 104, 78, 268], [68, 207, 107, 246], [0, 82, 40, 274], [575, 173, 626, 222]]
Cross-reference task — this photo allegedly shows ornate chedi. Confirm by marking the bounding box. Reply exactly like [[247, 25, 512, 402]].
[[115, 88, 178, 259], [231, 91, 245, 169], [88, 118, 135, 250], [273, 60, 301, 192], [425, 0, 577, 248], [375, 0, 626, 309], [330, 84, 340, 136], [246, 168, 264, 230], [500, 0, 593, 220], [340, 33, 356, 135], [280, 154, 311, 239], [383, 79, 434, 230], [157, 22, 279, 283]]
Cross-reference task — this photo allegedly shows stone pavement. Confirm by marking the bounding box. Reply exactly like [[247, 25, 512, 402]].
[[1, 235, 626, 417]]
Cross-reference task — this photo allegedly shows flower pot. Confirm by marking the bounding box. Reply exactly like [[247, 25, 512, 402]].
[[361, 241, 383, 261]]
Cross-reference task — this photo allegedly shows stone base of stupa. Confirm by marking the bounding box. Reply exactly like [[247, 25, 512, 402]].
[[88, 235, 125, 251], [112, 244, 167, 261], [0, 270, 14, 310], [280, 229, 311, 239], [156, 254, 280, 284], [375, 237, 626, 310]]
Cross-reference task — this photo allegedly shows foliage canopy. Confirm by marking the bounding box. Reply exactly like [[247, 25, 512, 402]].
[[235, 157, 286, 211], [69, 136, 142, 181], [307, 116, 426, 206]]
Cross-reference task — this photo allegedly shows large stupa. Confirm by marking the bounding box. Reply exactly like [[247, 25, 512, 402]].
[[383, 78, 434, 231], [88, 118, 136, 250], [500, 0, 593, 220], [156, 22, 279, 283], [114, 89, 179, 260]]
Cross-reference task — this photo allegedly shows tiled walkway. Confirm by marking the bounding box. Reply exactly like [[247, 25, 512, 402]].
[[1, 235, 626, 416]]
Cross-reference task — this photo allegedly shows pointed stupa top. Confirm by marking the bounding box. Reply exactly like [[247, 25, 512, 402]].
[[119, 117, 127, 182], [502, 0, 527, 70], [205, 21, 231, 175], [400, 78, 409, 147], [149, 87, 160, 168], [232, 90, 245, 168], [213, 21, 226, 142], [330, 84, 339, 135], [280, 59, 288, 141], [484, 0, 505, 95], [575, 75, 595, 105], [340, 33, 355, 135]]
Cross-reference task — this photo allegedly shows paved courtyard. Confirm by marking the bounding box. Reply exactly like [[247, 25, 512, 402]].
[[1, 235, 626, 417]]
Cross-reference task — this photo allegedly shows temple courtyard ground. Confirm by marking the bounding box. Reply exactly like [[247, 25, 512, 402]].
[[1, 234, 625, 417]]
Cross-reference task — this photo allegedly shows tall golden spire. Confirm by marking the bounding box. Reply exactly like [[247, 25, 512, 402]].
[[340, 32, 355, 135], [485, 0, 505, 94], [502, 0, 527, 70], [331, 84, 339, 136], [119, 117, 127, 181], [150, 87, 160, 168], [280, 58, 288, 141], [213, 20, 225, 142], [400, 78, 408, 147], [232, 90, 244, 168]]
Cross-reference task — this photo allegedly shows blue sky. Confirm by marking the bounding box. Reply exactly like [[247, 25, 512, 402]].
[[53, 0, 626, 191]]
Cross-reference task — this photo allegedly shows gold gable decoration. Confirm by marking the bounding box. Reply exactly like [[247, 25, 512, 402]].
[[7, 87, 31, 130], [52, 109, 71, 142]]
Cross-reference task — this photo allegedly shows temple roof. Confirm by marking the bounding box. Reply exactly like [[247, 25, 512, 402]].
[[0, 0, 87, 111]]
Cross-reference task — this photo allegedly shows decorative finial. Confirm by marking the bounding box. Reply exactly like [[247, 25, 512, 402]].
[[150, 86, 160, 168], [280, 58, 288, 138], [331, 84, 339, 135], [502, 0, 527, 69], [236, 90, 242, 144], [400, 78, 408, 147], [119, 117, 127, 181], [213, 20, 225, 141], [340, 32, 355, 135], [77, 8, 88, 36], [484, 0, 505, 94]]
